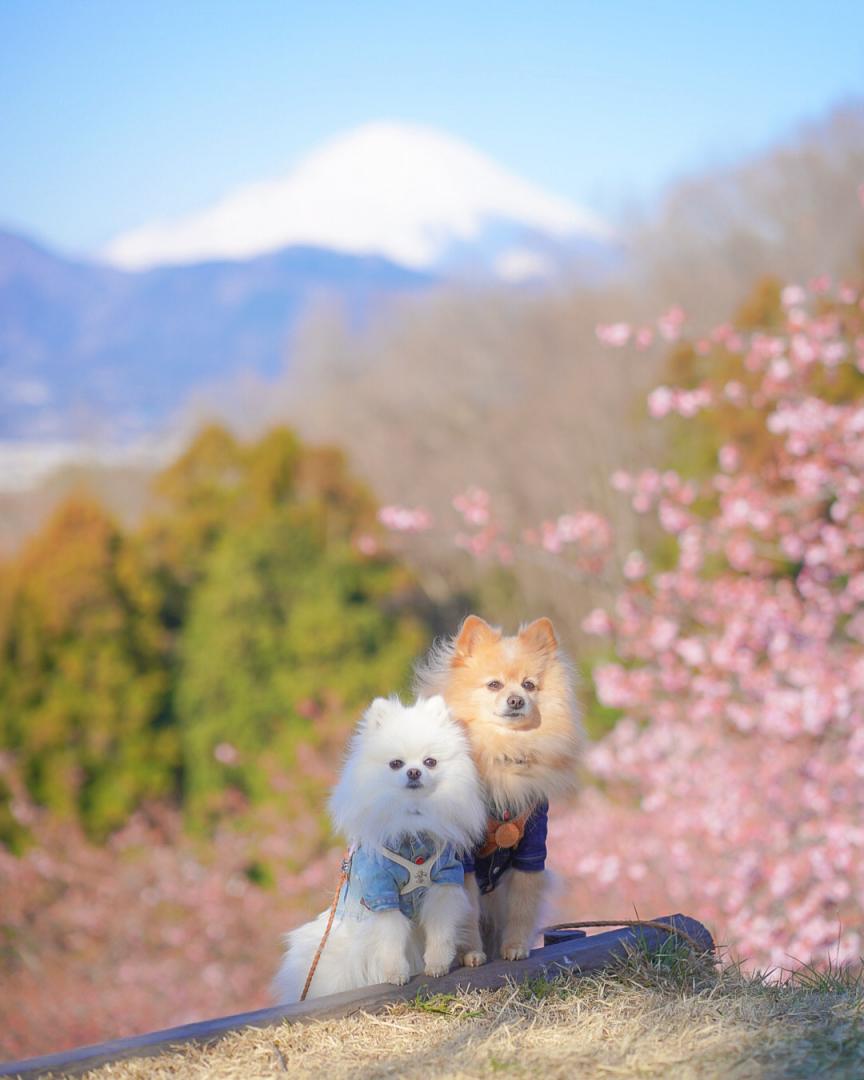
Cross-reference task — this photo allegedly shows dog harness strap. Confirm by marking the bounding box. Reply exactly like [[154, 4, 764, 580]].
[[379, 844, 444, 894]]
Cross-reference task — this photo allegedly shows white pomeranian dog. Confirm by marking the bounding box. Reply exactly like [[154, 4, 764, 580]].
[[272, 695, 486, 1003]]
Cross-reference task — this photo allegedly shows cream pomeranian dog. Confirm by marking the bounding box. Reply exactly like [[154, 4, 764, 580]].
[[272, 695, 486, 1003], [415, 616, 583, 964]]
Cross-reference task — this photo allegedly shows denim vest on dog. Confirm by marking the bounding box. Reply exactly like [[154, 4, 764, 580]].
[[336, 833, 465, 920]]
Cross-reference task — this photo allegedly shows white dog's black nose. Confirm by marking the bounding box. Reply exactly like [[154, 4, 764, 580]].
[[507, 694, 525, 711], [407, 767, 422, 781]]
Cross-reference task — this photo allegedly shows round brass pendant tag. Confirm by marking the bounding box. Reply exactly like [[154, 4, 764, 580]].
[[495, 822, 521, 848]]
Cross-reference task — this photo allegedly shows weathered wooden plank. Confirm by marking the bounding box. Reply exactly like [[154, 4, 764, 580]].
[[0, 914, 713, 1079]]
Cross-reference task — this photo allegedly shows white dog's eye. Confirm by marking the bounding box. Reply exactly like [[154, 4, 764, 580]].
[[423, 757, 437, 768], [389, 759, 404, 770], [487, 680, 503, 691], [522, 679, 537, 692]]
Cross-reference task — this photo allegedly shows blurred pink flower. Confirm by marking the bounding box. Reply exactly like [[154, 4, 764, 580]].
[[623, 551, 647, 580], [582, 608, 613, 636], [781, 284, 806, 307], [657, 305, 685, 341], [354, 533, 378, 556], [595, 322, 631, 346], [213, 742, 240, 765], [378, 505, 433, 532]]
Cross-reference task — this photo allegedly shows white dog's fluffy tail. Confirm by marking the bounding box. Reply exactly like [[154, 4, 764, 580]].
[[271, 910, 332, 1004], [272, 910, 424, 1003]]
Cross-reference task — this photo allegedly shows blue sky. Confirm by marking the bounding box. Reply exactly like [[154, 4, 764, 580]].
[[1, 0, 862, 257]]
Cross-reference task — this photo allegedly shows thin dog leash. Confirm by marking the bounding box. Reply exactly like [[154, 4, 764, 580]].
[[299, 848, 352, 1002]]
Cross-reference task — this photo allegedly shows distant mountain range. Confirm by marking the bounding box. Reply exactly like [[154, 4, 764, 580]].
[[0, 122, 618, 480], [0, 228, 432, 446]]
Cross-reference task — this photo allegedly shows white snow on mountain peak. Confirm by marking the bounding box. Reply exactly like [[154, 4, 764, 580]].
[[103, 122, 609, 272]]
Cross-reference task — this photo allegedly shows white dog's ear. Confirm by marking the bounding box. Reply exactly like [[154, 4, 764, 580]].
[[363, 696, 394, 729], [423, 694, 450, 719]]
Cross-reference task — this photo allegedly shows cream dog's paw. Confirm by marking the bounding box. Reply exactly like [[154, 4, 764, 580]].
[[424, 960, 451, 978], [501, 944, 530, 961], [462, 950, 487, 967]]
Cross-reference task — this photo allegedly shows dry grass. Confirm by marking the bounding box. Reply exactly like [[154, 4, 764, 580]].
[[77, 949, 864, 1080]]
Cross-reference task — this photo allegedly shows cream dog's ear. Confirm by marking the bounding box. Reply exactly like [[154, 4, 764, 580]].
[[518, 617, 558, 654], [453, 614, 501, 661]]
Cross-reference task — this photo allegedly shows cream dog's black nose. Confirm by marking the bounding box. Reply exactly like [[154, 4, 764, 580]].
[[507, 694, 525, 711], [407, 767, 422, 781]]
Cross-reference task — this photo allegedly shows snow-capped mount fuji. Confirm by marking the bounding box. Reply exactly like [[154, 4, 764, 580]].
[[104, 122, 612, 281], [0, 124, 617, 476]]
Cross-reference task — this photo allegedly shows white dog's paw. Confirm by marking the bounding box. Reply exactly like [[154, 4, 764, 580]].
[[501, 943, 531, 961], [461, 950, 487, 968], [423, 945, 455, 977], [382, 966, 411, 986]]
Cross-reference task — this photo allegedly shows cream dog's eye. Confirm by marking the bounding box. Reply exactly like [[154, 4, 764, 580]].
[[423, 757, 437, 768], [389, 759, 404, 770], [487, 680, 503, 691], [522, 679, 537, 692]]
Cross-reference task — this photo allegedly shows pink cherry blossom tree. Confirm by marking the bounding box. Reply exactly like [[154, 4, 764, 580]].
[[380, 263, 864, 970]]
